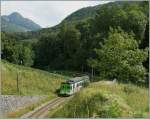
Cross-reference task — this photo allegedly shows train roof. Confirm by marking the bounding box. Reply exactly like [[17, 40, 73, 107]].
[[66, 76, 89, 84]]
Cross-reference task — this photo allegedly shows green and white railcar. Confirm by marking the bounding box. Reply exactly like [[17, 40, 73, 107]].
[[59, 76, 90, 96]]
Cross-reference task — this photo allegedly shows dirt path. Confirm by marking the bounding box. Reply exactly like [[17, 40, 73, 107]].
[[21, 97, 67, 118]]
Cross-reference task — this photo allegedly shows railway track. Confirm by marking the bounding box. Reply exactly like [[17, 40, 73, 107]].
[[21, 97, 66, 118]]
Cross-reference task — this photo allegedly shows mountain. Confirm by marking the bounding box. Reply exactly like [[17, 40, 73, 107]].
[[37, 1, 139, 34], [59, 1, 143, 28], [7, 1, 145, 39], [62, 5, 99, 23], [1, 12, 41, 32], [28, 3, 102, 36], [34, 3, 108, 35]]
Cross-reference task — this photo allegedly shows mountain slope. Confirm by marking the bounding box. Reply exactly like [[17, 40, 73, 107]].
[[1, 12, 41, 32], [38, 4, 101, 33], [35, 1, 141, 35], [22, 3, 102, 36], [62, 1, 141, 24], [62, 5, 99, 23]]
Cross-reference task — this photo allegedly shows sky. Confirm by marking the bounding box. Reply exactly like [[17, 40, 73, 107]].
[[1, 1, 110, 28]]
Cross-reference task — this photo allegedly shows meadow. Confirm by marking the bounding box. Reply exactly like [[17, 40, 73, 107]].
[[1, 60, 69, 96]]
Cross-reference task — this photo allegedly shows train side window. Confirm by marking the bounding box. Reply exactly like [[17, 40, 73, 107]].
[[77, 83, 81, 87]]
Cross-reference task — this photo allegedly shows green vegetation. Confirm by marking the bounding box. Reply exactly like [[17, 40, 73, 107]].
[[1, 32, 35, 66], [48, 81, 148, 118], [1, 60, 69, 95], [88, 28, 148, 85], [33, 1, 148, 86], [1, 1, 149, 86], [62, 5, 98, 24], [1, 1, 149, 118], [1, 60, 71, 118]]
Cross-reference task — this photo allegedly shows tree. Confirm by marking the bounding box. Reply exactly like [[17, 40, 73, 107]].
[[58, 24, 81, 70], [1, 32, 34, 66], [21, 44, 34, 66], [87, 28, 148, 84], [140, 20, 149, 71], [1, 32, 16, 61], [34, 33, 58, 68], [75, 20, 103, 72], [92, 3, 147, 42], [75, 21, 91, 71]]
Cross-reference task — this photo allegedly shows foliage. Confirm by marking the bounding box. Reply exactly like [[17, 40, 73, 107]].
[[1, 1, 149, 85], [140, 21, 149, 70], [33, 33, 59, 68], [1, 32, 34, 66], [48, 81, 148, 118], [92, 2, 148, 41], [34, 24, 81, 70], [88, 28, 148, 84], [58, 24, 81, 70]]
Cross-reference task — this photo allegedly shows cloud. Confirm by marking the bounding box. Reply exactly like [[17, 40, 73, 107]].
[[1, 1, 110, 28]]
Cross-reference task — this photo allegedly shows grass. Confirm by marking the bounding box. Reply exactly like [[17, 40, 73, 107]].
[[1, 60, 69, 96], [1, 60, 72, 118], [1, 61, 149, 118], [48, 81, 149, 118]]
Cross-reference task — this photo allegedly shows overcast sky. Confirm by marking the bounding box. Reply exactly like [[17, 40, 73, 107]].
[[1, 1, 110, 28]]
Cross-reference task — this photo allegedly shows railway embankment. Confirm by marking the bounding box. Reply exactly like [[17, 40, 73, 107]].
[[48, 81, 148, 118], [21, 97, 66, 118]]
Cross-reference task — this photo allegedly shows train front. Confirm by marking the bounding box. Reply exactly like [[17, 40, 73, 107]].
[[59, 82, 73, 96]]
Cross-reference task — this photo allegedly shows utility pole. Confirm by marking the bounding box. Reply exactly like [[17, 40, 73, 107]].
[[16, 71, 19, 94], [16, 60, 22, 94]]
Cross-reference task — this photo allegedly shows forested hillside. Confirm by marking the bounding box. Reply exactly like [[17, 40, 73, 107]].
[[1, 1, 149, 86]]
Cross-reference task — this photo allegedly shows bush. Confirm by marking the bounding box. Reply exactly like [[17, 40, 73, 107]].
[[50, 91, 131, 118]]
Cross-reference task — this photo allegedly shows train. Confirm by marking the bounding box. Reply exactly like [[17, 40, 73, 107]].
[[59, 75, 90, 96]]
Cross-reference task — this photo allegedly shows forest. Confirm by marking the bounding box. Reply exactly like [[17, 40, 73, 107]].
[[1, 1, 149, 86]]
